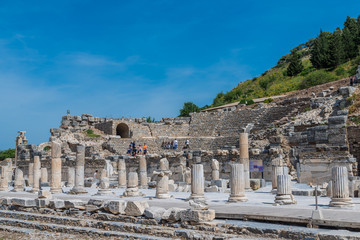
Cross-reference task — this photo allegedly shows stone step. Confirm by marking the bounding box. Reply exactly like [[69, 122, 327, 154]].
[[0, 216, 171, 240]]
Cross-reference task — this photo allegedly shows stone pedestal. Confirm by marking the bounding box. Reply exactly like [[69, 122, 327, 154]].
[[139, 155, 148, 188], [28, 163, 34, 187], [124, 172, 141, 197], [13, 168, 24, 192], [31, 156, 41, 193], [211, 159, 219, 181], [329, 166, 353, 207], [0, 166, 9, 191], [70, 145, 87, 194], [272, 166, 288, 190], [239, 133, 250, 190], [275, 175, 296, 204], [228, 164, 248, 202], [153, 169, 172, 199], [50, 141, 62, 193], [96, 169, 112, 196], [190, 164, 205, 201], [118, 158, 127, 188]]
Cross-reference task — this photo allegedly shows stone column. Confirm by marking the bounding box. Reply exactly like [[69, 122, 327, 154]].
[[330, 166, 353, 207], [139, 155, 148, 188], [275, 174, 296, 204], [50, 141, 62, 193], [41, 168, 48, 184], [13, 168, 24, 192], [0, 166, 9, 191], [190, 164, 205, 201], [160, 158, 169, 171], [153, 159, 172, 199], [272, 166, 288, 190], [67, 167, 75, 188], [185, 167, 191, 184], [31, 155, 41, 193], [211, 159, 220, 181], [124, 172, 141, 197], [28, 163, 34, 187], [118, 158, 127, 188], [239, 133, 250, 190], [96, 169, 112, 195], [228, 164, 248, 202], [70, 145, 87, 194]]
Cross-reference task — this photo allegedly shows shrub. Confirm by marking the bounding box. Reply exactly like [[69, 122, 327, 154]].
[[0, 149, 15, 160], [299, 70, 338, 89], [85, 129, 100, 138], [43, 146, 51, 151], [335, 67, 346, 76], [86, 129, 94, 135], [263, 98, 273, 103]]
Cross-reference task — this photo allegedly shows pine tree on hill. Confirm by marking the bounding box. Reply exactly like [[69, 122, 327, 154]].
[[311, 30, 332, 69], [343, 16, 358, 59], [286, 51, 303, 76], [329, 27, 345, 68]]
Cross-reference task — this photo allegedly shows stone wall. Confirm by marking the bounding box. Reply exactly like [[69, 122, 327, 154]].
[[347, 126, 360, 175]]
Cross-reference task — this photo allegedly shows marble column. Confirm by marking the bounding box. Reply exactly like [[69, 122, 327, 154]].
[[28, 163, 34, 187], [153, 159, 172, 199], [41, 168, 48, 184], [70, 145, 87, 194], [139, 155, 148, 188], [190, 164, 205, 201], [118, 158, 127, 188], [50, 141, 62, 193], [31, 156, 41, 193], [211, 159, 220, 181], [67, 167, 75, 188], [239, 133, 250, 190], [124, 172, 141, 197], [185, 167, 191, 185], [0, 166, 9, 191], [272, 166, 288, 190], [330, 166, 353, 207], [13, 168, 24, 192], [228, 164, 248, 202], [96, 169, 112, 195], [275, 174, 296, 204]]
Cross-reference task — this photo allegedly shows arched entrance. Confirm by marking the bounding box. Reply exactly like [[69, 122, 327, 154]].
[[116, 123, 130, 138]]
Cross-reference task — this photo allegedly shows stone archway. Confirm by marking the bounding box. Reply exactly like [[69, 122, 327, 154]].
[[116, 123, 130, 138], [38, 142, 52, 152]]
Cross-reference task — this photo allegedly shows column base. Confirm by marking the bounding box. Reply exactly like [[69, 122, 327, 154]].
[[118, 184, 126, 188], [12, 188, 24, 192], [30, 188, 39, 193], [228, 195, 248, 202], [139, 185, 148, 189], [95, 189, 113, 196], [329, 197, 353, 208], [274, 194, 296, 205], [69, 187, 88, 194], [50, 188, 62, 194], [156, 192, 171, 199], [123, 187, 141, 197], [189, 194, 206, 201]]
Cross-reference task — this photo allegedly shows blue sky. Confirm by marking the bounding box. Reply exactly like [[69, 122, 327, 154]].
[[1, 0, 360, 149]]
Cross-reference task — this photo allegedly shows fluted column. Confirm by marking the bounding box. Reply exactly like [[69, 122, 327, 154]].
[[228, 164, 248, 202], [118, 158, 127, 188], [330, 166, 353, 207], [28, 163, 34, 187], [31, 155, 41, 193], [139, 155, 148, 188], [272, 166, 288, 189], [124, 172, 141, 197], [275, 175, 296, 204], [96, 169, 112, 195], [190, 164, 205, 200], [211, 159, 220, 181], [239, 133, 250, 190], [70, 145, 87, 194], [13, 168, 24, 192], [50, 141, 62, 193], [0, 166, 8, 191]]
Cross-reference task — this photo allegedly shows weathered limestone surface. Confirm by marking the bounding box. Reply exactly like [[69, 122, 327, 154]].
[[0, 166, 9, 191], [190, 164, 205, 201], [139, 155, 148, 188], [50, 141, 62, 193], [96, 169, 112, 196], [118, 158, 126, 188], [211, 159, 219, 181], [329, 166, 353, 207], [228, 164, 247, 202], [124, 200, 149, 216], [13, 168, 24, 192], [275, 174, 296, 205], [67, 167, 75, 188], [70, 145, 87, 194], [31, 156, 41, 193], [124, 172, 141, 197], [28, 163, 34, 187], [41, 168, 48, 184], [239, 133, 250, 190], [272, 166, 288, 189]]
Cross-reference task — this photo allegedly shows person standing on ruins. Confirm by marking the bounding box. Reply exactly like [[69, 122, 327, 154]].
[[143, 143, 147, 155], [185, 139, 189, 149], [174, 139, 178, 150]]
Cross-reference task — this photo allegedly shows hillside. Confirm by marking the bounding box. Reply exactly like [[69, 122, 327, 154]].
[[206, 15, 360, 109]]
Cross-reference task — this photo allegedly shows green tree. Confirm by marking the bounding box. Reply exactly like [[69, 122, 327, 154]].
[[329, 27, 345, 67], [0, 149, 15, 160], [146, 116, 155, 123], [179, 102, 200, 117], [212, 92, 225, 106], [286, 51, 303, 76], [311, 30, 332, 69]]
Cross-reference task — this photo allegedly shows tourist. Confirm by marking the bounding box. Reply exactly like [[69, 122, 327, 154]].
[[174, 138, 178, 149], [93, 170, 99, 186], [138, 145, 142, 154], [132, 145, 137, 156], [143, 143, 147, 155], [170, 140, 174, 149], [185, 139, 189, 149], [161, 141, 165, 149], [350, 76, 354, 86], [127, 143, 132, 155]]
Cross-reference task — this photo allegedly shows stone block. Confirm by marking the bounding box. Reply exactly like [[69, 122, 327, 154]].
[[250, 179, 261, 190], [144, 207, 166, 221], [103, 200, 126, 214], [211, 179, 227, 189], [49, 199, 65, 209], [168, 183, 178, 192], [11, 198, 36, 207], [64, 199, 86, 209], [180, 209, 215, 223], [162, 207, 186, 222], [124, 201, 149, 216], [38, 190, 52, 199], [0, 197, 12, 205], [260, 179, 266, 188], [36, 198, 50, 208], [339, 86, 355, 98], [328, 116, 347, 125], [205, 185, 218, 192], [88, 198, 104, 207]]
